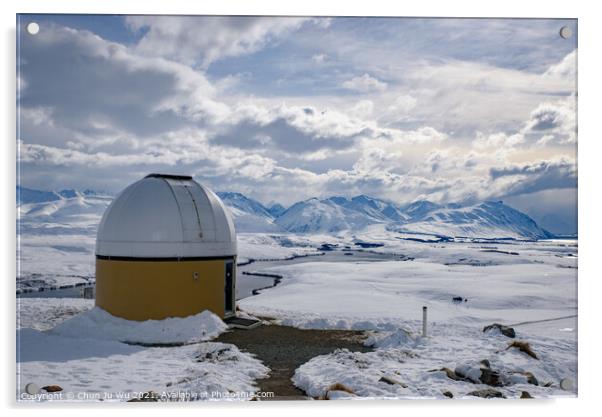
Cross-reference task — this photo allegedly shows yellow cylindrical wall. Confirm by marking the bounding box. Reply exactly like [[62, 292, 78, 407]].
[[95, 258, 234, 321]]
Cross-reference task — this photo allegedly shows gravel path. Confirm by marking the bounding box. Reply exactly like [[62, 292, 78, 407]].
[[216, 323, 372, 400]]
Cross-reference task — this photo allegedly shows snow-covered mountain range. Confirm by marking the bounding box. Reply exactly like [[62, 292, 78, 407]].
[[269, 195, 552, 239], [17, 186, 553, 239]]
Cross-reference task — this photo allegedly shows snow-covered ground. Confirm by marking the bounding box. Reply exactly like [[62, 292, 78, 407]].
[[268, 224, 577, 267], [240, 258, 576, 328], [17, 234, 577, 400], [238, 236, 577, 399], [16, 187, 577, 400], [49, 308, 227, 344], [17, 225, 576, 291], [17, 298, 93, 331], [293, 320, 576, 399], [17, 234, 96, 290], [16, 232, 321, 291], [17, 299, 268, 402], [236, 233, 321, 264]]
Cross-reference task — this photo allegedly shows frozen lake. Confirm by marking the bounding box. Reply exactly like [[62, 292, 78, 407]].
[[236, 250, 410, 299]]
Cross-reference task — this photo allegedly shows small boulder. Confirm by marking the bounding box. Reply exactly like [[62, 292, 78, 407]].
[[455, 363, 483, 384], [379, 376, 408, 388], [512, 371, 539, 386], [467, 388, 506, 399], [442, 391, 454, 398], [320, 383, 355, 400], [457, 360, 503, 387], [326, 383, 354, 395], [430, 367, 461, 381], [506, 341, 538, 359], [479, 368, 502, 387], [520, 391, 534, 399], [483, 323, 516, 338]]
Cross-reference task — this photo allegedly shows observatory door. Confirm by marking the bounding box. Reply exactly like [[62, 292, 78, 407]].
[[225, 260, 234, 316]]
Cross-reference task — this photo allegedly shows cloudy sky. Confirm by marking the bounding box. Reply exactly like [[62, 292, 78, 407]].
[[17, 15, 577, 233]]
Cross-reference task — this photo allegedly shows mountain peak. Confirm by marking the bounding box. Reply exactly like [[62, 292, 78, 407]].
[[352, 194, 374, 201], [216, 192, 272, 217], [267, 203, 286, 218], [17, 185, 553, 239], [325, 196, 349, 205], [58, 189, 80, 199]]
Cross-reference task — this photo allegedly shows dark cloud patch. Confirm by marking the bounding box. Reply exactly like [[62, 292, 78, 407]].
[[490, 159, 577, 197], [18, 24, 213, 143], [464, 157, 477, 169], [211, 117, 368, 153], [529, 107, 562, 130], [503, 188, 577, 235], [523, 97, 575, 144]]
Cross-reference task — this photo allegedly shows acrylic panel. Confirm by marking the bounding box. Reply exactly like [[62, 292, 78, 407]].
[[16, 15, 577, 402]]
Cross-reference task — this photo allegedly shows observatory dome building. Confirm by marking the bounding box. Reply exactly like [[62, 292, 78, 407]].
[[95, 174, 237, 321]]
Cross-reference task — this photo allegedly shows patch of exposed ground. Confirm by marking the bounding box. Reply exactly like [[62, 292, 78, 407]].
[[215, 323, 372, 399]]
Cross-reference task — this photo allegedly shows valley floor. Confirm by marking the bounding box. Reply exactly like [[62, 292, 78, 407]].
[[16, 230, 577, 401]]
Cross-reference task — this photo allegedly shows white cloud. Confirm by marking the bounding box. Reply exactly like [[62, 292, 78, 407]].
[[311, 53, 327, 63], [219, 102, 376, 153], [16, 17, 577, 218], [17, 75, 28, 94], [21, 107, 54, 127], [544, 50, 577, 80], [388, 94, 417, 113], [473, 131, 525, 150], [384, 126, 448, 144], [18, 126, 278, 182], [19, 23, 231, 140], [524, 95, 576, 144], [342, 73, 388, 93], [351, 126, 448, 177], [535, 134, 555, 146], [380, 58, 576, 135], [348, 100, 374, 119], [126, 16, 321, 67]]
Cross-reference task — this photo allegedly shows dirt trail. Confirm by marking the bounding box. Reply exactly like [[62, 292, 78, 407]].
[[216, 323, 372, 400]]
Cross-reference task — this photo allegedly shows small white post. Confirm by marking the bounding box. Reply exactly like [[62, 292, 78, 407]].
[[422, 306, 428, 337]]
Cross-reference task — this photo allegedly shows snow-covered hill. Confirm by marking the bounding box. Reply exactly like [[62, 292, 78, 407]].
[[274, 198, 379, 233], [403, 200, 443, 221], [17, 187, 113, 235], [274, 195, 552, 239], [216, 192, 283, 233], [267, 203, 286, 218], [329, 195, 409, 223], [17, 186, 62, 205], [16, 186, 553, 239], [17, 186, 109, 205], [394, 201, 553, 240]]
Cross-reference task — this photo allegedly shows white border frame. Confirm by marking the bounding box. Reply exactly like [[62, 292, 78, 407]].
[[3, 1, 600, 416]]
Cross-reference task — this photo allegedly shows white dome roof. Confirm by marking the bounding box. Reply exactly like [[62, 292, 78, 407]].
[[96, 174, 236, 258]]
